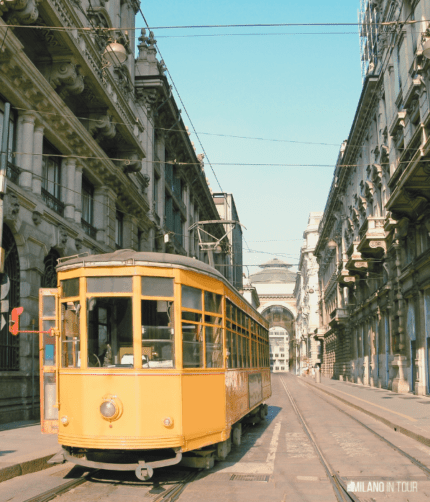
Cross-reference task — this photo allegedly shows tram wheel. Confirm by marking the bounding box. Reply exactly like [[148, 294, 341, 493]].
[[232, 424, 242, 446]]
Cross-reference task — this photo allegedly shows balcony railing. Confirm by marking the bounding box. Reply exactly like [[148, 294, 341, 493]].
[[81, 219, 97, 239], [41, 188, 65, 217], [6, 162, 20, 185]]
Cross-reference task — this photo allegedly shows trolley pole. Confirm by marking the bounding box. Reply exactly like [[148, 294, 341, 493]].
[[0, 102, 10, 273]]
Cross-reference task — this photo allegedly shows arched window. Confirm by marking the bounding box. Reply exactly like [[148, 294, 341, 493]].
[[42, 249, 60, 288], [0, 225, 20, 370]]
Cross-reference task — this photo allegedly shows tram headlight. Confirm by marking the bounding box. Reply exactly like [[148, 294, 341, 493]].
[[60, 416, 69, 426], [100, 395, 123, 422]]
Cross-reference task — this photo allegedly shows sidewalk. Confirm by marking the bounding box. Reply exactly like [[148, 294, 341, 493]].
[[302, 374, 430, 446], [0, 421, 59, 483]]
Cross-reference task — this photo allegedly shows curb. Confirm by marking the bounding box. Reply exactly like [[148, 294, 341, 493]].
[[303, 378, 430, 448], [0, 453, 55, 483]]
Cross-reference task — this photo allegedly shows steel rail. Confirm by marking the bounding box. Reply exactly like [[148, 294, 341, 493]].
[[280, 377, 360, 502], [22, 471, 97, 502], [21, 468, 199, 502], [301, 379, 430, 479]]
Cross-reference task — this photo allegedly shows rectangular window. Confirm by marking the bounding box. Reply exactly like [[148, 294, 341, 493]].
[[182, 322, 203, 368], [141, 300, 174, 368], [61, 301, 81, 368], [82, 177, 94, 225], [115, 210, 123, 249], [81, 177, 96, 238], [153, 173, 159, 211], [205, 326, 223, 368], [87, 276, 132, 293], [42, 142, 64, 216], [87, 297, 133, 367], [61, 278, 79, 298], [142, 277, 174, 297], [182, 285, 202, 310], [205, 291, 222, 314]]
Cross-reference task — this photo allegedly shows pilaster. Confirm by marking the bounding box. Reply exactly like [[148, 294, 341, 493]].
[[32, 123, 44, 196], [18, 112, 36, 191], [64, 158, 76, 222], [74, 165, 83, 225]]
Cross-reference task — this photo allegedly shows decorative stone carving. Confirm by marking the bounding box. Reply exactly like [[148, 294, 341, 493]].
[[5, 192, 20, 217], [89, 113, 116, 141], [3, 0, 40, 25], [113, 65, 134, 97], [57, 225, 68, 249], [32, 210, 42, 226], [118, 150, 141, 174], [75, 238, 83, 251], [49, 61, 85, 98]]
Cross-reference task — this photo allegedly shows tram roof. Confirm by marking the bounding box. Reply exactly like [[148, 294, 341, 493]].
[[57, 250, 267, 327], [57, 250, 225, 281]]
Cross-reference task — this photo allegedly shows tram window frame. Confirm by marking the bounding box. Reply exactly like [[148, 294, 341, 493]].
[[87, 296, 134, 368], [61, 301, 81, 368], [141, 299, 175, 369]]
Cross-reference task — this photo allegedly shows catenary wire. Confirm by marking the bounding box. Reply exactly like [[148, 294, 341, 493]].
[[1, 20, 427, 33]]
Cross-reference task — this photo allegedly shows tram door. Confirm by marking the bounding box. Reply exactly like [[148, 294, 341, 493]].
[[39, 289, 59, 434]]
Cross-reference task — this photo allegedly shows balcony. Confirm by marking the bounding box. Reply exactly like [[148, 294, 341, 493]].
[[345, 242, 369, 275], [357, 216, 387, 257], [329, 308, 349, 328], [336, 267, 357, 287], [41, 188, 65, 217]]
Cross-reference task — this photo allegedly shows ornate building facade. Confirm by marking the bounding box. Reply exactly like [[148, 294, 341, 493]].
[[249, 259, 296, 373], [294, 212, 323, 374], [0, 1, 231, 423], [315, 0, 430, 394]]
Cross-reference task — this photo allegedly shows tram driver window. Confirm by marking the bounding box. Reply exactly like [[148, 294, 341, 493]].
[[87, 297, 133, 367], [141, 300, 174, 368], [61, 302, 81, 368]]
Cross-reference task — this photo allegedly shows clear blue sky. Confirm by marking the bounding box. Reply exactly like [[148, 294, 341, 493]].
[[137, 1, 363, 275]]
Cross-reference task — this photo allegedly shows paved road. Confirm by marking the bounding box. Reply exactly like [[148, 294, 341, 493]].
[[2, 374, 430, 501]]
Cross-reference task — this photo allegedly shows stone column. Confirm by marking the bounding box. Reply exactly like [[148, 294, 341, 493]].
[[64, 158, 76, 222], [74, 165, 83, 225], [32, 123, 44, 196], [18, 112, 36, 191]]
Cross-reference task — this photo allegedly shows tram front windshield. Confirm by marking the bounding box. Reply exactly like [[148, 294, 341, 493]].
[[86, 297, 175, 368], [87, 297, 133, 367]]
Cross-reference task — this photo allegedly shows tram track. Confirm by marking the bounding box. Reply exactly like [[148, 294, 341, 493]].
[[280, 376, 360, 502], [300, 378, 430, 480], [20, 468, 200, 502]]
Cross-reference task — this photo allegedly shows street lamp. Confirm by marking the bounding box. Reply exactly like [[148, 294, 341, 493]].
[[103, 42, 128, 65]]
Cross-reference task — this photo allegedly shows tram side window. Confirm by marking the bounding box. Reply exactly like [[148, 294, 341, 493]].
[[141, 300, 174, 368], [182, 322, 203, 368], [87, 297, 133, 367], [61, 302, 80, 368], [205, 325, 223, 368]]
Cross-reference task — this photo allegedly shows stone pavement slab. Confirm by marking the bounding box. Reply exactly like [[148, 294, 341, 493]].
[[303, 374, 430, 446], [0, 421, 60, 483]]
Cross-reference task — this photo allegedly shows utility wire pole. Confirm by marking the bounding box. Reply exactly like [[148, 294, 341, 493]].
[[0, 102, 10, 273]]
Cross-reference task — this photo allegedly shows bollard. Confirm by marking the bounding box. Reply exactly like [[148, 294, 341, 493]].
[[315, 367, 321, 383]]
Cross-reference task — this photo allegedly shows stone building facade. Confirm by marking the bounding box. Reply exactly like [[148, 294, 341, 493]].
[[249, 259, 296, 373], [315, 0, 430, 393], [294, 212, 323, 374], [0, 0, 231, 423]]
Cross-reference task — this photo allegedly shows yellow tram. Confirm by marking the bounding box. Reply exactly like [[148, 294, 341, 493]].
[[38, 250, 271, 479]]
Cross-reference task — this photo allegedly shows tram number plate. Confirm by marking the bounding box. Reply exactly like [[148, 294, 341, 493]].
[[248, 373, 263, 408]]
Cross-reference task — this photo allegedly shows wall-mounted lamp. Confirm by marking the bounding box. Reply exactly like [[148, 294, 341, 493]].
[[327, 240, 337, 249]]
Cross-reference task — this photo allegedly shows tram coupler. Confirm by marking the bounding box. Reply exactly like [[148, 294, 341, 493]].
[[135, 461, 154, 481]]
